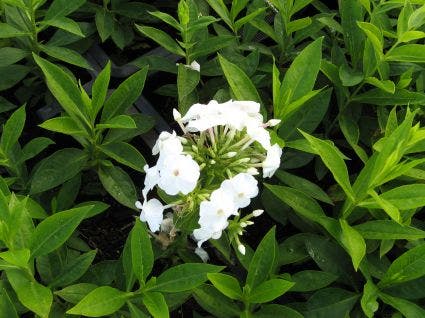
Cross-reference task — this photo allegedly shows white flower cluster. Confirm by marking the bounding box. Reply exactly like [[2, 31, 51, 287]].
[[136, 100, 282, 251]]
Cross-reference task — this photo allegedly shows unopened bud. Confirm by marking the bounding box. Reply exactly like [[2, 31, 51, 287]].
[[247, 168, 259, 175], [191, 145, 198, 152], [246, 221, 254, 225], [173, 108, 182, 121], [210, 159, 216, 164], [238, 229, 243, 235], [178, 137, 188, 144], [253, 209, 264, 217], [238, 244, 246, 255], [225, 151, 237, 158], [240, 221, 248, 228], [267, 119, 281, 127], [239, 158, 250, 163]]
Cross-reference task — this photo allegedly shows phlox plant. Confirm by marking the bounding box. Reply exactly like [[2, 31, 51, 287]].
[[136, 99, 282, 255]]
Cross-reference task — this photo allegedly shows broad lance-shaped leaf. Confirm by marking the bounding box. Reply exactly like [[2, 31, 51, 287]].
[[98, 165, 137, 209], [207, 273, 243, 300], [135, 25, 185, 56], [100, 66, 148, 121], [278, 37, 323, 114], [91, 61, 111, 121], [142, 292, 169, 318], [99, 142, 146, 172], [0, 105, 25, 153], [247, 279, 294, 304], [30, 205, 94, 258], [379, 244, 425, 288], [33, 54, 89, 126], [379, 292, 425, 317], [339, 219, 366, 271], [246, 227, 277, 289], [0, 286, 19, 318], [151, 263, 224, 293], [301, 131, 355, 202], [130, 220, 153, 283], [354, 220, 425, 240], [218, 54, 262, 104], [30, 148, 87, 194], [67, 286, 131, 316], [7, 269, 52, 318]]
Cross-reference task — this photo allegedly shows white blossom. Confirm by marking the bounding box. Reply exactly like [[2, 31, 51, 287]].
[[186, 60, 200, 72], [262, 144, 282, 178], [194, 247, 209, 262], [142, 165, 160, 198], [246, 125, 271, 149], [238, 244, 246, 255], [152, 131, 183, 156], [220, 173, 258, 208], [158, 154, 200, 195], [136, 199, 164, 232]]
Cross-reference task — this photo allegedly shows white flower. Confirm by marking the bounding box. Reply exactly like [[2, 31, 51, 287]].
[[142, 165, 159, 198], [262, 144, 282, 178], [246, 125, 271, 149], [231, 100, 260, 115], [194, 247, 209, 262], [253, 209, 264, 217], [238, 244, 246, 255], [186, 60, 200, 72], [152, 131, 182, 156], [136, 199, 164, 232], [158, 154, 200, 195], [220, 173, 258, 208], [193, 227, 222, 247], [198, 188, 236, 230]]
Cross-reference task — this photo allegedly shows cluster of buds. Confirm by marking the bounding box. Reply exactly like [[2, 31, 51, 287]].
[[135, 100, 282, 254]]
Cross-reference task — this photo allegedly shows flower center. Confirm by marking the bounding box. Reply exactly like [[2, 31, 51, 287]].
[[238, 192, 245, 198], [217, 209, 225, 216], [173, 169, 180, 176]]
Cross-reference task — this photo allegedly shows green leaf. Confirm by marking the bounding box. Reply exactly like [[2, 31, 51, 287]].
[[130, 220, 153, 282], [30, 148, 87, 194], [352, 88, 425, 105], [339, 64, 364, 87], [135, 25, 185, 56], [0, 286, 18, 318], [205, 0, 232, 29], [30, 205, 93, 258], [98, 165, 137, 209], [149, 11, 180, 30], [279, 89, 322, 120], [39, 116, 87, 136], [218, 54, 261, 103], [55, 283, 98, 304], [246, 227, 276, 289], [399, 30, 425, 43], [361, 280, 379, 318], [49, 250, 96, 288], [207, 273, 242, 300], [0, 105, 25, 153], [41, 17, 84, 37], [379, 292, 425, 318], [386, 45, 425, 63], [0, 249, 30, 268], [152, 263, 224, 293], [354, 220, 425, 240], [67, 286, 131, 316], [142, 292, 169, 318], [95, 9, 114, 42], [286, 17, 312, 34], [304, 288, 359, 318], [357, 22, 383, 58], [44, 0, 85, 21], [177, 63, 200, 114], [359, 184, 425, 210], [368, 189, 401, 223], [190, 35, 235, 60], [247, 279, 294, 303], [234, 7, 267, 32], [0, 65, 30, 91], [253, 304, 303, 318], [40, 45, 92, 70], [7, 269, 52, 318], [91, 61, 111, 120], [279, 37, 323, 109], [103, 114, 155, 144], [379, 243, 425, 287], [290, 270, 338, 292], [339, 219, 366, 271], [364, 77, 395, 94], [33, 54, 88, 125], [101, 66, 148, 121], [0, 23, 29, 38], [0, 47, 28, 67], [99, 142, 146, 172], [408, 4, 425, 29], [21, 137, 54, 162], [301, 132, 355, 201], [97, 115, 137, 129], [193, 284, 241, 318]]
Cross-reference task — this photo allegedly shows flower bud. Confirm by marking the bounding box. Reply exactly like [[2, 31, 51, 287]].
[[238, 244, 246, 255], [267, 119, 281, 127], [191, 145, 198, 152], [253, 209, 264, 217], [240, 221, 248, 228], [246, 221, 254, 225], [224, 151, 237, 158], [173, 108, 182, 121], [246, 168, 259, 175]]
